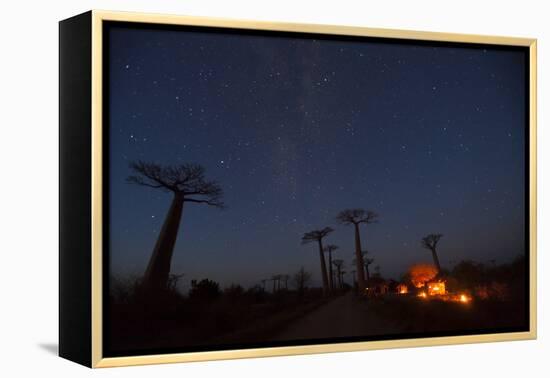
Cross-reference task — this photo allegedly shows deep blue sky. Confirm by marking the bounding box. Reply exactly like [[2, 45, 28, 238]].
[[107, 24, 526, 291]]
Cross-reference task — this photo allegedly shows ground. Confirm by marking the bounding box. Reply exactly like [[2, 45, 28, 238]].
[[273, 292, 399, 341]]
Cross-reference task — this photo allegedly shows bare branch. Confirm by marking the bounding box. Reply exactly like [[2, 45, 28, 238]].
[[323, 244, 339, 253], [421, 233, 443, 250], [336, 208, 379, 225], [301, 227, 334, 245], [127, 160, 224, 208]]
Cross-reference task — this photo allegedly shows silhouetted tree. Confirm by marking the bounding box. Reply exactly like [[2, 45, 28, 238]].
[[332, 259, 344, 288], [293, 267, 311, 295], [354, 250, 374, 285], [323, 244, 339, 290], [166, 273, 184, 293], [337, 209, 378, 293], [365, 257, 374, 283], [421, 233, 443, 274], [271, 274, 281, 293], [340, 270, 347, 287], [127, 161, 224, 292], [302, 227, 334, 295], [189, 278, 221, 301], [281, 274, 290, 290]]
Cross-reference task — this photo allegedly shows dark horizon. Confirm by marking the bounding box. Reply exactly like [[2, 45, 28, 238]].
[[107, 24, 527, 292]]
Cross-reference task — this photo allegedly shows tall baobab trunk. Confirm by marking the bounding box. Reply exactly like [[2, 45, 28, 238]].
[[328, 249, 334, 290], [143, 192, 185, 291], [354, 223, 367, 292], [431, 248, 442, 274], [317, 240, 330, 295]]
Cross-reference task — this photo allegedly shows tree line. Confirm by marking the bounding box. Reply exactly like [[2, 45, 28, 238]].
[[127, 160, 444, 296]]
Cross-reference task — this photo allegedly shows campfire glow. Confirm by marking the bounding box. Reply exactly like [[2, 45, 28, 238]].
[[418, 291, 427, 298], [409, 264, 438, 288], [427, 281, 445, 296], [397, 284, 408, 294]]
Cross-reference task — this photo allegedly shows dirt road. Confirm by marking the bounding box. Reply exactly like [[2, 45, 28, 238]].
[[272, 291, 399, 341]]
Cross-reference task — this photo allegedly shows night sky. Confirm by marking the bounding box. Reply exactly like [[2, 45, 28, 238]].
[[107, 24, 526, 291]]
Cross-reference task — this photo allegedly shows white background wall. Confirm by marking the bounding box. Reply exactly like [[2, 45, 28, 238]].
[[0, 0, 547, 376]]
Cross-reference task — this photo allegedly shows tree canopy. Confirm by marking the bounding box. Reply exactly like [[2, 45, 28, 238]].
[[127, 160, 224, 208], [336, 209, 379, 225]]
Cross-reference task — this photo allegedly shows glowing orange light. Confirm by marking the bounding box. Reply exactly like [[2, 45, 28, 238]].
[[418, 291, 427, 298], [397, 284, 408, 294], [427, 281, 446, 296], [409, 264, 438, 288], [459, 294, 470, 303]]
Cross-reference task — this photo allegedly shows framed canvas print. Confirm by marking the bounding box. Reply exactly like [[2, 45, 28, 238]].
[[59, 10, 537, 368]]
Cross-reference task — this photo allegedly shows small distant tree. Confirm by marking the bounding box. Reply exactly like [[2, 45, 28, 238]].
[[421, 233, 443, 274], [166, 273, 184, 293], [352, 250, 374, 284], [293, 266, 312, 294], [365, 257, 374, 283], [301, 227, 334, 295], [281, 274, 290, 290], [189, 278, 221, 301], [271, 274, 282, 292], [332, 259, 344, 288], [323, 244, 339, 290]]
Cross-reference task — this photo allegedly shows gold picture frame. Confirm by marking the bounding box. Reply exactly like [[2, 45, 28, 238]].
[[59, 10, 537, 368]]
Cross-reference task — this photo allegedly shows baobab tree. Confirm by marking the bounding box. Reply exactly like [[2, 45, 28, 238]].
[[332, 259, 344, 289], [127, 160, 224, 292], [340, 270, 347, 287], [421, 233, 443, 274], [281, 274, 290, 290], [301, 227, 334, 295], [293, 267, 311, 295], [336, 209, 378, 293], [365, 257, 374, 283], [323, 244, 339, 290], [271, 274, 282, 292], [354, 250, 374, 284]]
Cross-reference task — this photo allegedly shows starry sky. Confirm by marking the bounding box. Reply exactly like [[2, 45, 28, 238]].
[[107, 23, 527, 291]]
